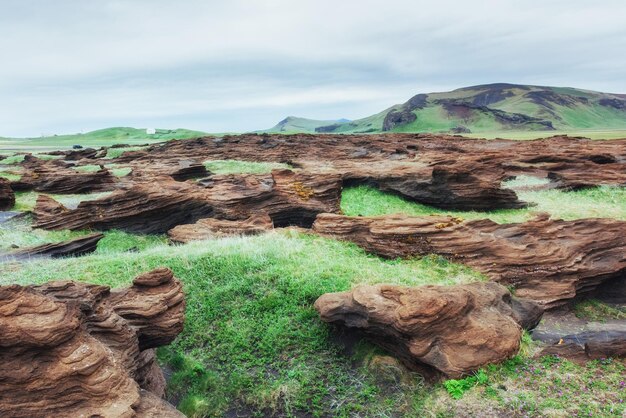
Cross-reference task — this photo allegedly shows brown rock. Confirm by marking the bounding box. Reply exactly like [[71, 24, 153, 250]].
[[12, 155, 116, 194], [168, 213, 273, 243], [33, 170, 341, 233], [0, 178, 15, 210], [0, 268, 185, 417], [315, 281, 542, 378], [100, 134, 625, 210], [3, 233, 104, 261], [312, 213, 626, 308]]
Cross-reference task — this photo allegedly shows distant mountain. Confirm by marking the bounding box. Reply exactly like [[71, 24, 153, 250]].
[[261, 83, 626, 134]]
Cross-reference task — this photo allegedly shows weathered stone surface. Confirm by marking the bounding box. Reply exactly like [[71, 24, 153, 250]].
[[168, 213, 273, 243], [0, 268, 185, 417], [97, 134, 625, 210], [33, 170, 341, 233], [312, 213, 626, 308], [533, 310, 626, 363], [0, 178, 15, 210], [12, 155, 116, 194], [2, 233, 104, 261], [315, 281, 542, 378]]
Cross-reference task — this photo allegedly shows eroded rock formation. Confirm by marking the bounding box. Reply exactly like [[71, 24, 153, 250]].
[[11, 155, 116, 194], [533, 310, 626, 363], [315, 281, 542, 378], [168, 213, 273, 243], [0, 178, 15, 210], [33, 170, 341, 233], [2, 232, 104, 261], [312, 213, 626, 308], [0, 268, 185, 417], [95, 134, 625, 210]]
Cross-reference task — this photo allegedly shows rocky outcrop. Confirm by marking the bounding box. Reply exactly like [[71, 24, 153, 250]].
[[2, 233, 104, 261], [0, 178, 15, 210], [12, 155, 116, 194], [99, 134, 624, 211], [315, 282, 542, 378], [168, 214, 273, 243], [33, 170, 341, 233], [0, 268, 185, 417], [312, 213, 626, 309]]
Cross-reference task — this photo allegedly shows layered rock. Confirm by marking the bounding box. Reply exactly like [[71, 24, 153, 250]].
[[315, 282, 542, 378], [0, 268, 185, 417], [533, 310, 626, 363], [2, 232, 104, 261], [12, 155, 116, 194], [168, 213, 273, 243], [33, 170, 341, 233], [0, 178, 15, 210], [312, 213, 626, 308], [96, 134, 625, 210]]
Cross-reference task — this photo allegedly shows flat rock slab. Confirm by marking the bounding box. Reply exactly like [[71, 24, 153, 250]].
[[534, 309, 626, 362], [168, 214, 273, 243], [312, 213, 626, 308], [1, 233, 104, 262]]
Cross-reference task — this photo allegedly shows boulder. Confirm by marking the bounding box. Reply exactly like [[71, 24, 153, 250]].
[[0, 268, 185, 417], [315, 281, 542, 378], [312, 213, 626, 308]]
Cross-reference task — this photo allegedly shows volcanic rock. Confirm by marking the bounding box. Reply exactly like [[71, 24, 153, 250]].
[[312, 213, 626, 308], [168, 213, 273, 243], [99, 134, 625, 211], [2, 232, 104, 261], [0, 267, 185, 417], [533, 310, 626, 363], [12, 155, 116, 194], [0, 178, 15, 210], [315, 281, 542, 378], [33, 170, 341, 233]]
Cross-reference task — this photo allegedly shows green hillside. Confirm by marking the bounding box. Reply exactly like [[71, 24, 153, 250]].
[[0, 127, 207, 151], [261, 83, 626, 135]]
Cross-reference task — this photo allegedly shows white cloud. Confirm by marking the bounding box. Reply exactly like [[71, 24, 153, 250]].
[[1, 0, 625, 136]]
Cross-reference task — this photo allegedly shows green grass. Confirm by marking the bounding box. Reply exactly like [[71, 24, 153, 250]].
[[574, 299, 626, 322], [72, 163, 132, 177], [426, 354, 625, 417], [0, 215, 166, 253], [104, 146, 147, 159], [0, 127, 207, 152], [0, 230, 483, 416], [13, 191, 114, 211], [340, 184, 626, 223], [1, 230, 623, 416], [0, 154, 26, 165], [72, 165, 103, 172], [203, 160, 292, 175], [0, 170, 22, 181], [466, 129, 626, 140]]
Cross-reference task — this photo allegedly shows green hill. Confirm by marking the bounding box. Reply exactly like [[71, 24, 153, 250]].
[[261, 83, 626, 135], [0, 127, 207, 151]]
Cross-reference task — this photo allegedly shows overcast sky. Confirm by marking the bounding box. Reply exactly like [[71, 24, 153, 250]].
[[2, 0, 626, 137]]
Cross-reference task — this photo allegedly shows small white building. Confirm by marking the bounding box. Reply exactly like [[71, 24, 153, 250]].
[[146, 128, 156, 135]]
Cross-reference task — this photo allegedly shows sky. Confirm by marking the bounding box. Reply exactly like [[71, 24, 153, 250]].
[[1, 0, 626, 137]]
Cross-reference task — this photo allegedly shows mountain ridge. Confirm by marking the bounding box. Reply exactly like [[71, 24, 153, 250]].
[[261, 83, 626, 134]]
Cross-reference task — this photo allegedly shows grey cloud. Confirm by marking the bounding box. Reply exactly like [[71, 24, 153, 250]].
[[1, 0, 625, 136]]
